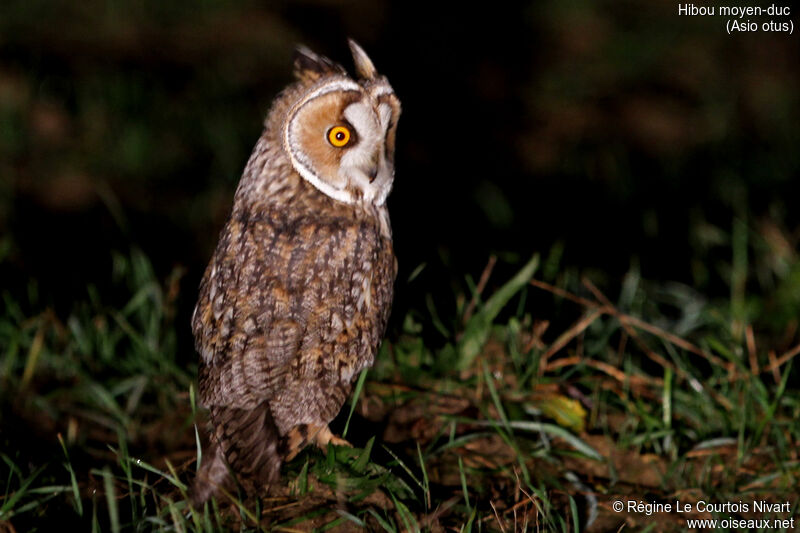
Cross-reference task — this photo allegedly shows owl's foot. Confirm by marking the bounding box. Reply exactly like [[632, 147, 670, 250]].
[[283, 424, 353, 461], [313, 425, 353, 452]]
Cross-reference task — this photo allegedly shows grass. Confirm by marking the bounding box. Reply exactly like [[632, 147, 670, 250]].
[[1, 211, 800, 532]]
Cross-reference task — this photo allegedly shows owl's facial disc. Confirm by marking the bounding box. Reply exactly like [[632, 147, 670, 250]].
[[285, 80, 398, 206]]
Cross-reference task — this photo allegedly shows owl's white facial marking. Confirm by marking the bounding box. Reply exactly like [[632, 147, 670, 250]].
[[339, 100, 389, 204], [369, 82, 395, 99], [377, 103, 392, 128], [298, 79, 361, 105]]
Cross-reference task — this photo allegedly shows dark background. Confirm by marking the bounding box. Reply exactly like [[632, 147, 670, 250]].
[[1, 0, 798, 349]]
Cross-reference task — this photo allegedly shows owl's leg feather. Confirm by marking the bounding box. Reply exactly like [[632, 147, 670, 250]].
[[283, 424, 310, 461]]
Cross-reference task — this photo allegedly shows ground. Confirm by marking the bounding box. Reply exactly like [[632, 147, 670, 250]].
[[1, 244, 799, 531]]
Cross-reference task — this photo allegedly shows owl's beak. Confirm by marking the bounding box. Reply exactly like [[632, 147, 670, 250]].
[[367, 166, 378, 183]]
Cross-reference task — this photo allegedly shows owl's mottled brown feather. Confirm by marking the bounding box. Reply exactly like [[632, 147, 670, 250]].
[[191, 194, 395, 503]]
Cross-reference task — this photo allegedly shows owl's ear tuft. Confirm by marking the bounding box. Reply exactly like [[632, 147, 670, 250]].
[[348, 39, 378, 80], [293, 45, 345, 83]]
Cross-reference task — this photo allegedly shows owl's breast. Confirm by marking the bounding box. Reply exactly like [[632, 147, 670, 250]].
[[193, 205, 396, 414], [303, 218, 395, 384]]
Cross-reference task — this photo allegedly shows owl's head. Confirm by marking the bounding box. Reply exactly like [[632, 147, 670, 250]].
[[283, 40, 401, 206]]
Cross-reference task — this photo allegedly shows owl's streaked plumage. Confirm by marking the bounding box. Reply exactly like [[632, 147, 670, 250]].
[[190, 40, 400, 505]]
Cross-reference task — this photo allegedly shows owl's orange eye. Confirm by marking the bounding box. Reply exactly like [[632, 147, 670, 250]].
[[327, 126, 351, 147]]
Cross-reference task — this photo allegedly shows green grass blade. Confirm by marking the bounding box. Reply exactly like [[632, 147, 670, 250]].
[[458, 456, 471, 514], [343, 368, 368, 438], [58, 433, 84, 517], [475, 420, 603, 460], [102, 467, 120, 533], [459, 254, 539, 370]]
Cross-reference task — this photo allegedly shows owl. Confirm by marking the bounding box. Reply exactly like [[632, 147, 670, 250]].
[[190, 40, 400, 505]]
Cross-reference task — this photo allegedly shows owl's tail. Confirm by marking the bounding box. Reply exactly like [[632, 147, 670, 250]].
[[190, 401, 282, 507]]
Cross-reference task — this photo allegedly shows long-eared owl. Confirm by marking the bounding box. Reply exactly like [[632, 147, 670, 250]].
[[190, 40, 400, 505]]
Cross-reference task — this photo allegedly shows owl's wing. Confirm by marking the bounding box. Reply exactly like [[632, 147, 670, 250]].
[[193, 215, 393, 412]]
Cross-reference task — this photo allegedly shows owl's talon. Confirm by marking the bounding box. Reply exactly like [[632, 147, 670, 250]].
[[314, 425, 353, 452]]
